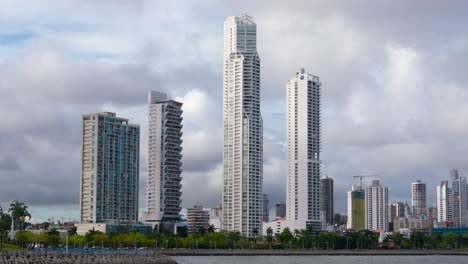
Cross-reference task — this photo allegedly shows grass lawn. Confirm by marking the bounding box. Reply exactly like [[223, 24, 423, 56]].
[[0, 243, 24, 251]]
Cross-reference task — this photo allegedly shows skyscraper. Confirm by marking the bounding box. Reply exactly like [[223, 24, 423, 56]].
[[365, 180, 389, 231], [222, 15, 263, 236], [411, 180, 426, 217], [437, 169, 468, 227], [320, 176, 334, 226], [80, 112, 140, 223], [142, 91, 183, 226], [263, 194, 269, 222], [286, 69, 322, 232]]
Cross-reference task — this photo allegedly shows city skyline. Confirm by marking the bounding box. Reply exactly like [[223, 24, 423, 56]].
[[2, 1, 468, 223]]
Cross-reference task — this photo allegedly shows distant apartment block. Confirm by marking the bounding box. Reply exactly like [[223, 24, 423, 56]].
[[412, 180, 427, 217], [320, 176, 334, 225], [365, 180, 389, 232], [186, 203, 210, 235], [80, 112, 140, 223], [388, 202, 405, 223]]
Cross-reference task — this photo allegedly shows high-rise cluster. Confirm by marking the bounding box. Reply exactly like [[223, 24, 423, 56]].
[[437, 169, 468, 227]]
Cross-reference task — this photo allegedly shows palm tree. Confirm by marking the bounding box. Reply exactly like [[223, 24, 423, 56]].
[[0, 207, 13, 251], [68, 226, 78, 236], [8, 201, 31, 231]]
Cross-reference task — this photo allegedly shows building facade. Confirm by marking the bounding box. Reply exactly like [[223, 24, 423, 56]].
[[365, 180, 389, 232], [411, 180, 426, 217], [347, 188, 365, 230], [437, 169, 468, 227], [286, 68, 322, 232], [222, 15, 263, 236], [142, 91, 183, 225], [186, 203, 210, 235], [80, 112, 140, 223], [320, 176, 334, 226]]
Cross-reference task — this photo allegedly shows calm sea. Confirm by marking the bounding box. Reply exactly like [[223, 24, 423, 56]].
[[173, 255, 468, 264]]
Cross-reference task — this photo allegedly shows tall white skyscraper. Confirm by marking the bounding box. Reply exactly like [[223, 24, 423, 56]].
[[142, 91, 183, 226], [437, 169, 468, 227], [411, 180, 426, 217], [80, 112, 140, 223], [286, 69, 322, 232], [365, 180, 389, 231], [222, 15, 263, 237]]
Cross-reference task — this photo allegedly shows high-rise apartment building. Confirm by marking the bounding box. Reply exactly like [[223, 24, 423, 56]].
[[186, 202, 210, 235], [263, 194, 269, 222], [347, 187, 365, 230], [412, 180, 426, 217], [365, 180, 389, 231], [320, 176, 334, 226], [80, 112, 140, 223], [437, 169, 468, 227], [286, 68, 322, 232], [142, 91, 183, 226], [222, 15, 263, 236]]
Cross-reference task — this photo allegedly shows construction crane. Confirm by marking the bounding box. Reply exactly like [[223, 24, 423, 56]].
[[352, 174, 379, 190]]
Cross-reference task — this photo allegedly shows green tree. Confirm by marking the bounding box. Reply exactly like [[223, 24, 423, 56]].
[[8, 201, 31, 231], [443, 232, 457, 248], [276, 228, 294, 248], [15, 231, 34, 248], [47, 227, 61, 250], [93, 233, 107, 249], [266, 227, 274, 244], [410, 231, 425, 249], [0, 209, 12, 250], [226, 231, 241, 248]]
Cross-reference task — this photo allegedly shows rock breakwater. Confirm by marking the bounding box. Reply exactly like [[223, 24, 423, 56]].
[[0, 253, 177, 264]]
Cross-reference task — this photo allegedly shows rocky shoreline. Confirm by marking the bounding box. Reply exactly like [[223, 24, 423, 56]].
[[0, 253, 177, 264]]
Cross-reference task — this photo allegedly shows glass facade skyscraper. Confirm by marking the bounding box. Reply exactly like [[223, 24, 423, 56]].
[[80, 112, 140, 223]]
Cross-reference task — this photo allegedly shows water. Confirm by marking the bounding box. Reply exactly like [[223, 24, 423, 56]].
[[173, 255, 468, 264]]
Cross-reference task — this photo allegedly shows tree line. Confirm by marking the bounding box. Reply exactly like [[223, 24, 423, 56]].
[[2, 201, 468, 251]]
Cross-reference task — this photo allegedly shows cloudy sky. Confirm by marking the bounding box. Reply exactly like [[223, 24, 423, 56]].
[[1, 0, 468, 223]]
